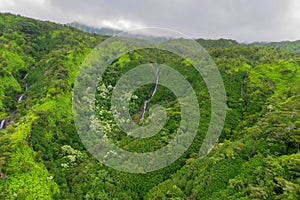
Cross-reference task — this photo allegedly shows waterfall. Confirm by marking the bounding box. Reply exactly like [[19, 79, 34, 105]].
[[141, 101, 149, 119], [0, 120, 5, 129], [152, 69, 159, 97], [25, 83, 28, 92], [241, 84, 245, 97], [140, 68, 159, 119], [23, 73, 29, 80], [18, 94, 24, 102]]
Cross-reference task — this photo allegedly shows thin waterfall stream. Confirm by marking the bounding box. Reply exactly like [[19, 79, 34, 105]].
[[1, 73, 29, 129], [0, 120, 5, 129], [140, 68, 159, 119]]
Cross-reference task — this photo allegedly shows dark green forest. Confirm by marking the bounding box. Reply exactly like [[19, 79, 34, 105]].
[[0, 13, 299, 199]]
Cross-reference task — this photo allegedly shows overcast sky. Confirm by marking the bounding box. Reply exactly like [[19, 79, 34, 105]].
[[1, 0, 300, 42]]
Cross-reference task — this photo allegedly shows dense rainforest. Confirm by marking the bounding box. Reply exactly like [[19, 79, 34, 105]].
[[0, 13, 299, 199]]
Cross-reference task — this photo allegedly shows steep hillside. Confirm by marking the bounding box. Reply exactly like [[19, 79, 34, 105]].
[[0, 13, 299, 199], [0, 13, 107, 199]]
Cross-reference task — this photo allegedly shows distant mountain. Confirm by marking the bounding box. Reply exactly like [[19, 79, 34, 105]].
[[68, 22, 242, 48], [196, 38, 300, 54], [196, 38, 239, 48], [67, 22, 122, 36], [69, 22, 300, 54], [251, 40, 300, 54], [67, 22, 171, 42]]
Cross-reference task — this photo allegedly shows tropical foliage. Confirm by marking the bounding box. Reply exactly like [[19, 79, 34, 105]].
[[0, 13, 299, 199]]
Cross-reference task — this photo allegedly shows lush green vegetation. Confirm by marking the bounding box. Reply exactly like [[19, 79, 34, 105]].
[[0, 13, 299, 199], [253, 40, 300, 55]]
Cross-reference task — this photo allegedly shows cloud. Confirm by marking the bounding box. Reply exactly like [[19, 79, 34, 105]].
[[0, 0, 16, 8], [0, 0, 299, 42], [100, 19, 144, 30]]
